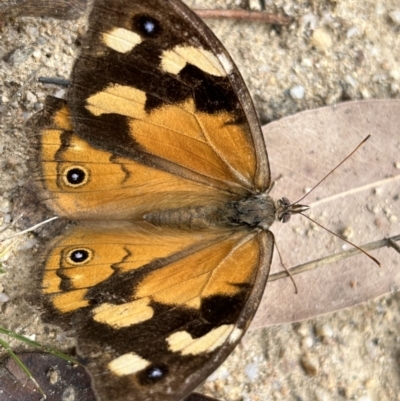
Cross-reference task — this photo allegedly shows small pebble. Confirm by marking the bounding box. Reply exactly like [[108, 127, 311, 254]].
[[0, 199, 11, 214], [3, 214, 11, 224], [358, 396, 373, 401], [47, 369, 59, 384], [25, 90, 38, 105], [315, 388, 330, 401], [301, 336, 314, 349], [244, 363, 259, 380], [32, 49, 42, 60], [361, 88, 371, 99], [297, 323, 311, 337], [391, 83, 399, 94], [301, 58, 313, 67], [300, 13, 318, 30], [26, 334, 36, 341], [4, 46, 34, 66], [0, 293, 10, 303], [300, 354, 319, 376], [345, 75, 357, 87], [315, 323, 334, 339], [388, 9, 400, 24], [248, 0, 262, 11], [311, 29, 332, 51], [290, 85, 305, 99], [55, 89, 66, 99], [346, 26, 359, 38], [17, 238, 38, 251], [340, 226, 353, 240], [390, 69, 400, 80]]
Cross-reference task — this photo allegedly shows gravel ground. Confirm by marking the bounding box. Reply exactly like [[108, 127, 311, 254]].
[[0, 1, 399, 400]]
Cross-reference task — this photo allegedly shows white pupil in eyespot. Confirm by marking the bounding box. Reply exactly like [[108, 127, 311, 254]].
[[74, 252, 84, 259], [149, 368, 163, 378], [71, 173, 80, 181], [144, 21, 155, 33]]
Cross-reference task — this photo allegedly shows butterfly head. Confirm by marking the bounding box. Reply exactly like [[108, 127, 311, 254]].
[[276, 197, 309, 224]]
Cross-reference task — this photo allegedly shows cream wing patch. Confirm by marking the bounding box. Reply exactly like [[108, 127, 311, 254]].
[[167, 325, 242, 356], [86, 84, 146, 118], [92, 297, 154, 328], [102, 27, 142, 53], [161, 45, 227, 77], [109, 352, 151, 376]]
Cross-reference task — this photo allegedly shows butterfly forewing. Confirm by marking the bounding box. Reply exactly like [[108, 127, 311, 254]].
[[68, 0, 270, 193], [34, 97, 234, 220]]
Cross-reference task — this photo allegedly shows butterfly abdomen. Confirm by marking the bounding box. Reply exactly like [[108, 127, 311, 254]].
[[144, 205, 226, 229]]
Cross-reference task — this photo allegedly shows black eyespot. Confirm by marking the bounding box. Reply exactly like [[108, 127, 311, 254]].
[[133, 15, 162, 37], [138, 364, 168, 385], [66, 248, 93, 265], [62, 166, 89, 188]]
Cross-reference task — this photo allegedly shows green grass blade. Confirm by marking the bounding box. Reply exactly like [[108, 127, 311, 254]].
[[0, 326, 80, 365], [0, 337, 46, 397]]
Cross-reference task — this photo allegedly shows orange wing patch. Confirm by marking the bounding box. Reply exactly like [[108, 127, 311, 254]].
[[86, 85, 257, 188], [38, 102, 232, 220], [136, 231, 260, 309], [42, 223, 233, 315]]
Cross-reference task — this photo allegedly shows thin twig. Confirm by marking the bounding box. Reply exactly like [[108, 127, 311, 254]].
[[388, 238, 400, 253], [268, 234, 399, 282], [194, 9, 292, 25], [0, 216, 59, 242], [273, 240, 298, 293]]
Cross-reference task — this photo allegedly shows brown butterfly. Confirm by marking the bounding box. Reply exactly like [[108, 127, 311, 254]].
[[30, 0, 306, 400]]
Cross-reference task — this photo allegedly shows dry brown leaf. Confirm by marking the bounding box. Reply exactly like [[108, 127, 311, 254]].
[[251, 99, 400, 329], [0, 353, 96, 401]]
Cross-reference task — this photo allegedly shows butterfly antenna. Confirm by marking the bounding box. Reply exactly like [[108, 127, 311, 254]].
[[292, 135, 371, 206], [300, 212, 381, 267], [286, 134, 380, 269], [274, 240, 298, 294]]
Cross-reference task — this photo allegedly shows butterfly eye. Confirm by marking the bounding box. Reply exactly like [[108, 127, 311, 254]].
[[133, 15, 162, 38], [280, 212, 291, 223], [62, 166, 90, 188], [280, 197, 291, 207], [66, 248, 93, 265]]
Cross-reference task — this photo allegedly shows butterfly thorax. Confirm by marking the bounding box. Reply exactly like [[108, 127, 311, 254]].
[[144, 194, 286, 230]]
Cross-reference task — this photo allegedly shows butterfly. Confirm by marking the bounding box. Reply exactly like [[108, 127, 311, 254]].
[[29, 0, 307, 400]]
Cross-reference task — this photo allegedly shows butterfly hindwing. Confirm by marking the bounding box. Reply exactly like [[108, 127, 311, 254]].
[[39, 222, 273, 401]]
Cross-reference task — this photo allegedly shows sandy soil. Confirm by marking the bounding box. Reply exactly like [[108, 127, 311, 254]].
[[0, 0, 399, 400]]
